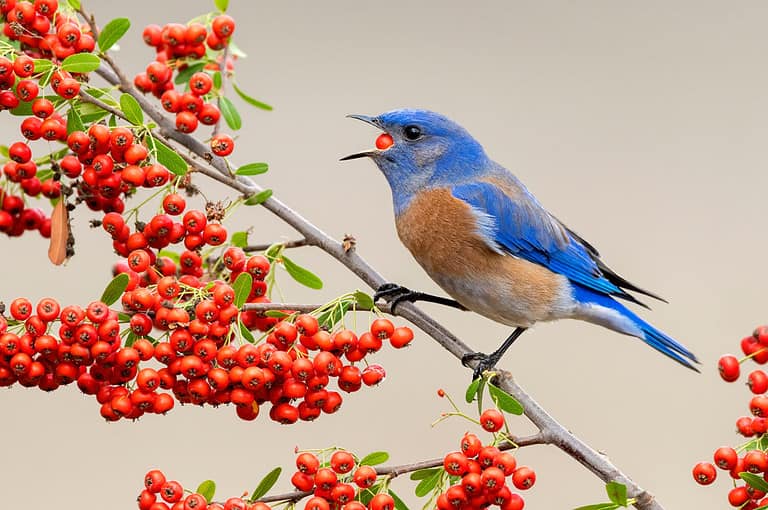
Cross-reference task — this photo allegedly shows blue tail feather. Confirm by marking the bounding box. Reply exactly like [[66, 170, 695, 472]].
[[572, 285, 699, 371]]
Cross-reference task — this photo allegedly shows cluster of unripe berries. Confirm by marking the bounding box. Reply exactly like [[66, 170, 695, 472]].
[[692, 326, 768, 507], [138, 468, 271, 510], [436, 430, 534, 510], [135, 18, 236, 156]]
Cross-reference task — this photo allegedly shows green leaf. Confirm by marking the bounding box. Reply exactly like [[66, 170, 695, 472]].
[[124, 330, 136, 347], [157, 250, 181, 265], [98, 18, 130, 53], [282, 256, 323, 290], [244, 189, 272, 205], [174, 61, 206, 85], [359, 451, 389, 466], [231, 231, 248, 248], [66, 106, 84, 134], [488, 383, 524, 415], [213, 70, 222, 90], [605, 482, 627, 506], [233, 81, 273, 110], [101, 273, 129, 306], [219, 96, 242, 130], [196, 480, 216, 503], [265, 310, 289, 318], [755, 505, 768, 510], [32, 59, 52, 75], [67, 0, 81, 9], [353, 291, 374, 309], [250, 467, 281, 501], [214, 0, 229, 11], [153, 138, 188, 176], [741, 472, 768, 492], [239, 321, 255, 343], [414, 469, 442, 498], [235, 162, 268, 176], [233, 272, 253, 308], [572, 504, 620, 510], [61, 53, 101, 73], [388, 490, 409, 510], [119, 93, 143, 125], [409, 468, 440, 481], [0, 145, 9, 159], [465, 378, 482, 403]]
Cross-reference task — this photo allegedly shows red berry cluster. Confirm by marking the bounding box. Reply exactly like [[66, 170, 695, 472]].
[[134, 18, 236, 155], [1, 0, 95, 59], [0, 296, 181, 418], [100, 196, 227, 258], [436, 431, 534, 510], [138, 469, 271, 510], [291, 450, 395, 510], [693, 326, 768, 507]]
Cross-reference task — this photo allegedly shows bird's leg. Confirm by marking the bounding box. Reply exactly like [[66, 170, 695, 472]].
[[462, 327, 528, 380], [374, 283, 467, 314]]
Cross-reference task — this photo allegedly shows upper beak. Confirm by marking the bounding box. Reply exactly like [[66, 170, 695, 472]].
[[340, 114, 382, 161]]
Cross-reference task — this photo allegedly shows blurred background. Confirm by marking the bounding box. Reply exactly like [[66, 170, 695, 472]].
[[3, 1, 767, 508]]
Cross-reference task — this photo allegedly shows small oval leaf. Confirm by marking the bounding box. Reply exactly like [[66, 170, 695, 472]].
[[353, 291, 374, 309], [196, 480, 216, 503], [359, 451, 389, 466], [231, 231, 248, 248], [119, 93, 144, 125], [101, 273, 129, 305], [409, 468, 440, 481], [153, 138, 188, 176], [488, 383, 524, 415], [244, 189, 272, 206], [32, 59, 52, 74], [282, 256, 323, 290], [236, 162, 269, 176], [465, 378, 482, 403], [239, 321, 255, 343], [233, 81, 273, 110], [741, 472, 768, 492], [214, 0, 229, 11], [98, 17, 131, 53], [388, 490, 410, 510], [605, 482, 627, 506], [66, 106, 85, 134], [233, 272, 253, 308], [219, 96, 242, 130], [414, 469, 442, 498], [61, 53, 101, 73], [250, 467, 281, 501], [572, 504, 620, 510]]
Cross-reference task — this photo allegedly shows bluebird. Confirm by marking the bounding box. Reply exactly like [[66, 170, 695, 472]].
[[341, 109, 698, 378]]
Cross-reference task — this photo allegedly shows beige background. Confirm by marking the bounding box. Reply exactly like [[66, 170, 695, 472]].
[[2, 1, 766, 508]]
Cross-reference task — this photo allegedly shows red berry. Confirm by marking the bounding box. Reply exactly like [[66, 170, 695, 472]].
[[330, 450, 356, 474], [511, 466, 536, 490], [480, 408, 505, 432], [692, 462, 717, 485], [211, 133, 234, 156], [718, 355, 740, 382], [714, 447, 738, 470], [728, 486, 750, 507], [443, 451, 469, 476], [749, 370, 768, 394], [375, 133, 394, 150], [352, 465, 377, 489], [211, 15, 235, 39]]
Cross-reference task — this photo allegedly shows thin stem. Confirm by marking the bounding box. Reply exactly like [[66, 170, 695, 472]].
[[212, 44, 229, 138]]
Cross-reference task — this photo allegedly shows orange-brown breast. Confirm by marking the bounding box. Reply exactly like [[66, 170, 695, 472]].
[[395, 188, 573, 327]]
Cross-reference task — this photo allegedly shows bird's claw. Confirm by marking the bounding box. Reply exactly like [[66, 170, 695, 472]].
[[374, 283, 414, 314], [462, 351, 500, 381]]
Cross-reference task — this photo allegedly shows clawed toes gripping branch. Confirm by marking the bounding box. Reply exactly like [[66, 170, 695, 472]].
[[0, 1, 703, 509]]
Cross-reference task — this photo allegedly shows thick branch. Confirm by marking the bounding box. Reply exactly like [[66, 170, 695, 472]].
[[83, 20, 663, 509]]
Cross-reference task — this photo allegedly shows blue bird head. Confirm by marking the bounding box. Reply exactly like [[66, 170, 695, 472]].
[[342, 109, 490, 213]]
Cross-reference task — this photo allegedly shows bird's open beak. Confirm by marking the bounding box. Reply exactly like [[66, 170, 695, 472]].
[[340, 114, 384, 161]]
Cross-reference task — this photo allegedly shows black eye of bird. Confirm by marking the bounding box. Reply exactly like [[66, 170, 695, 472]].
[[403, 125, 422, 141]]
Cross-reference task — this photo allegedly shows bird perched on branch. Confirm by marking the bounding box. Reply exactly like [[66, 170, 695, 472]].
[[342, 109, 698, 379]]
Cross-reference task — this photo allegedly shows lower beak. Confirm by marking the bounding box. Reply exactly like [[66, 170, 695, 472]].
[[340, 150, 376, 161], [341, 114, 383, 161]]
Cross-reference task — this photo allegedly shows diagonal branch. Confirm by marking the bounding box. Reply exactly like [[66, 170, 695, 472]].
[[77, 9, 662, 508]]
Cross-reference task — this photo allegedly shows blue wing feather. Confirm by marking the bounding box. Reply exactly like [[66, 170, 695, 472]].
[[451, 182, 624, 297]]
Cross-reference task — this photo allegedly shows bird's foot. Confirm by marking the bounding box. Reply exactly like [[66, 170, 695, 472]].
[[462, 351, 502, 381], [373, 283, 418, 314]]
